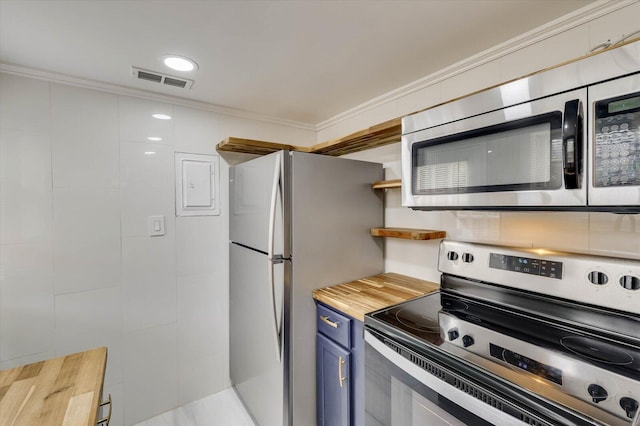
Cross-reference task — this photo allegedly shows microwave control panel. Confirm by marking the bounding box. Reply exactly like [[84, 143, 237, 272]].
[[593, 92, 640, 187]]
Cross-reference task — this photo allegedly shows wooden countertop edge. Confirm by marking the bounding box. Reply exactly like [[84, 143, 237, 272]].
[[313, 272, 440, 322], [0, 346, 108, 426]]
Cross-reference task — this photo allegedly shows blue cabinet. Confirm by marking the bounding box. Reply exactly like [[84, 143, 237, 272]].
[[316, 302, 364, 426], [317, 333, 350, 426]]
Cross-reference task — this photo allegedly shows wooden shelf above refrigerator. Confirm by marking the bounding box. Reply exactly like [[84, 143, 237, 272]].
[[216, 137, 309, 155], [310, 118, 401, 156], [216, 41, 640, 159], [371, 179, 401, 189], [216, 117, 401, 157], [371, 227, 446, 240]]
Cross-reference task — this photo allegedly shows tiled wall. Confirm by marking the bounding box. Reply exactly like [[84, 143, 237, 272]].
[[0, 73, 315, 426], [339, 3, 640, 282]]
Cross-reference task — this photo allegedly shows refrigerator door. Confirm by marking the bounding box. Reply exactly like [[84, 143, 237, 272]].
[[230, 151, 284, 256], [230, 242, 284, 426]]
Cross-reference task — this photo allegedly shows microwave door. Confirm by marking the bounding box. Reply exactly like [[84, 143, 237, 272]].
[[402, 88, 587, 209], [588, 74, 640, 209]]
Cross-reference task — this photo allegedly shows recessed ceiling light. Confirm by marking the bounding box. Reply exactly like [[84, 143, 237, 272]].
[[163, 56, 198, 72], [152, 113, 171, 120], [147, 136, 163, 141], [144, 151, 157, 155]]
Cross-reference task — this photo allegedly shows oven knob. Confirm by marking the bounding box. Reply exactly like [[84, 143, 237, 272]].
[[447, 328, 459, 341], [447, 251, 459, 261], [462, 335, 474, 347], [462, 253, 474, 263], [619, 397, 638, 419], [620, 275, 640, 290], [588, 271, 608, 285], [587, 384, 608, 403]]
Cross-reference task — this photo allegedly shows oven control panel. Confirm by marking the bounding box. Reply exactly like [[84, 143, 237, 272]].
[[489, 253, 563, 279], [438, 240, 640, 316]]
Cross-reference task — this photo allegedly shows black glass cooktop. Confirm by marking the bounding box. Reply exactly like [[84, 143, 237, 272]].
[[440, 291, 640, 381], [366, 292, 444, 346], [366, 283, 640, 382]]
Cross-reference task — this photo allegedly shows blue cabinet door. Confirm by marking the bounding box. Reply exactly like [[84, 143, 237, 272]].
[[317, 333, 351, 426]]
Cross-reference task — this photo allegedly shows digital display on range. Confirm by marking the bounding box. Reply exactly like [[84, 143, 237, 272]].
[[489, 253, 563, 279], [490, 343, 563, 385]]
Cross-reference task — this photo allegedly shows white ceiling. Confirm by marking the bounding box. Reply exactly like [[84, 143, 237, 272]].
[[1, 0, 596, 126]]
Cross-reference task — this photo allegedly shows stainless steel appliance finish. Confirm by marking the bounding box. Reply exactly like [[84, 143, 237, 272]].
[[401, 40, 640, 211], [230, 150, 383, 426], [364, 240, 640, 426]]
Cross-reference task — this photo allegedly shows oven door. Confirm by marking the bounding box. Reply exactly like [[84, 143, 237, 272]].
[[365, 330, 528, 426], [364, 329, 609, 426], [401, 88, 587, 209]]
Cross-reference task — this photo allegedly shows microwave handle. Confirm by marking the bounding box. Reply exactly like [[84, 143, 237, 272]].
[[562, 99, 583, 189]]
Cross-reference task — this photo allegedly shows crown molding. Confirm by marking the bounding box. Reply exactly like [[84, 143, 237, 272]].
[[0, 62, 316, 132], [2, 0, 634, 136], [316, 0, 636, 131]]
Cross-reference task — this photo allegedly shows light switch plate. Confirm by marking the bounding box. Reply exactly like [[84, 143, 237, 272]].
[[149, 215, 165, 236]]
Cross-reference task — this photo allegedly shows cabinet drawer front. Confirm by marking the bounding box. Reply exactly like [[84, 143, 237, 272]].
[[317, 303, 352, 348]]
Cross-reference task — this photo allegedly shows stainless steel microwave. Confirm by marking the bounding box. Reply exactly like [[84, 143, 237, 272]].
[[402, 41, 640, 212]]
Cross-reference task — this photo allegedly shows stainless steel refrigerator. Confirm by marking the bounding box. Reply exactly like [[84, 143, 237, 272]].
[[229, 150, 383, 426]]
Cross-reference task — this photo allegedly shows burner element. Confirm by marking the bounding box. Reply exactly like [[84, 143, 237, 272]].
[[560, 336, 634, 365], [395, 309, 439, 333]]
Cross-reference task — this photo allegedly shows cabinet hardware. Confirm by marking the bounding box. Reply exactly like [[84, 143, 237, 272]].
[[320, 315, 339, 328], [338, 356, 347, 388], [97, 394, 112, 425]]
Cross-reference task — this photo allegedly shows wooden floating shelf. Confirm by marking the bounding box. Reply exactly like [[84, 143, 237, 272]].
[[310, 118, 401, 156], [371, 227, 446, 240], [372, 179, 401, 189], [216, 137, 309, 156], [216, 117, 401, 157], [216, 43, 640, 159]]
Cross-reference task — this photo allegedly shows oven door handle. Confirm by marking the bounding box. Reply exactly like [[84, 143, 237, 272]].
[[562, 99, 583, 189], [365, 330, 544, 426]]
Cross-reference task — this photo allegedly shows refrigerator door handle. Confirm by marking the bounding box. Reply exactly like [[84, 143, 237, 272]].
[[269, 259, 282, 361], [267, 152, 281, 260], [268, 152, 283, 361]]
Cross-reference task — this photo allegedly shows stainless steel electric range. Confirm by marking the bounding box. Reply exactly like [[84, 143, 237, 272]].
[[364, 240, 640, 426]]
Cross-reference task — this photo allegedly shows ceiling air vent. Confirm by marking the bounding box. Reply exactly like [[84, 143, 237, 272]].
[[131, 66, 193, 89]]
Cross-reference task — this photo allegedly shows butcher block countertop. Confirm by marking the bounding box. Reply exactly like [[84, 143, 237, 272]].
[[313, 272, 440, 321], [0, 347, 107, 426]]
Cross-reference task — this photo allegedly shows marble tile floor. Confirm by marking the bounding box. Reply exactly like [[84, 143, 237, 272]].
[[134, 388, 255, 426]]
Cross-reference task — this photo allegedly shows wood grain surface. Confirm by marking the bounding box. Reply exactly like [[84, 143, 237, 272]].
[[370, 227, 446, 240], [0, 347, 107, 426], [216, 118, 401, 157], [371, 179, 401, 189], [312, 272, 440, 321]]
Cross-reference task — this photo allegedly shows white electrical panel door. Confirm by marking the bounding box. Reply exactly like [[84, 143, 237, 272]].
[[175, 153, 220, 216]]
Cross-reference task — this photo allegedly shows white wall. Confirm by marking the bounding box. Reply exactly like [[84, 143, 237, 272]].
[[0, 73, 315, 426], [337, 2, 640, 282]]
